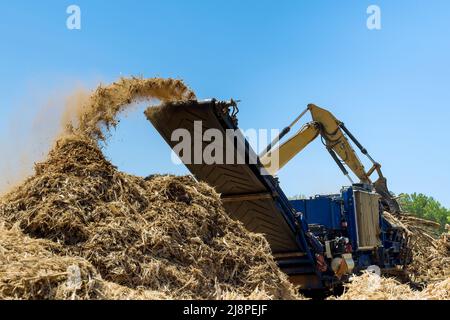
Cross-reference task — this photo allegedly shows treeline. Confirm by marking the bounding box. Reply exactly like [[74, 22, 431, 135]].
[[399, 193, 450, 230]]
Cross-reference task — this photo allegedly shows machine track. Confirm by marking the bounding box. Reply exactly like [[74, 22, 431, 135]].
[[146, 99, 321, 288]]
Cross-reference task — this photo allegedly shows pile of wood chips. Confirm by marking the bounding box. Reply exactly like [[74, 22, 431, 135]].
[[0, 135, 300, 300], [0, 78, 299, 300], [333, 213, 449, 300], [384, 212, 450, 285], [332, 272, 450, 300]]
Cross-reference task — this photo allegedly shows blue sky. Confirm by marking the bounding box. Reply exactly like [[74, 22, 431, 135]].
[[1, 1, 449, 206]]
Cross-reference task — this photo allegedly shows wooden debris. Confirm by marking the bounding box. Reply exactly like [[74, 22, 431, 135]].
[[0, 78, 300, 300]]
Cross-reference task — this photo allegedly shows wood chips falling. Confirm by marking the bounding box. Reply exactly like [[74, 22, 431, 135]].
[[64, 77, 196, 141]]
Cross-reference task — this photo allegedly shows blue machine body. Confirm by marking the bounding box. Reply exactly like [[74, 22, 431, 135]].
[[290, 185, 407, 272]]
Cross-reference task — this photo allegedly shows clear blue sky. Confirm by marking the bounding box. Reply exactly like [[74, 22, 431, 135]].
[[1, 1, 449, 207]]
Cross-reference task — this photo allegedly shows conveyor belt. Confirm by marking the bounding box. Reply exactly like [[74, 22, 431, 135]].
[[146, 99, 319, 284]]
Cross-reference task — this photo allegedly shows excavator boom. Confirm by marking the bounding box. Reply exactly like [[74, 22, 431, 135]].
[[261, 103, 401, 214], [260, 122, 320, 176], [308, 104, 369, 183]]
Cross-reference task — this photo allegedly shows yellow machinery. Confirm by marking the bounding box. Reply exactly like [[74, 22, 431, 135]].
[[260, 104, 401, 214]]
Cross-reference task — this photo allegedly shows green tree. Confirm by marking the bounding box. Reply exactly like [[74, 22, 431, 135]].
[[399, 193, 450, 230]]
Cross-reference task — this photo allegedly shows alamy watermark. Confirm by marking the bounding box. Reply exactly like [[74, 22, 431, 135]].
[[66, 264, 82, 290], [170, 121, 281, 175], [66, 5, 81, 30], [364, 265, 382, 292], [66, 264, 82, 299], [367, 5, 381, 30], [64, 5, 380, 32]]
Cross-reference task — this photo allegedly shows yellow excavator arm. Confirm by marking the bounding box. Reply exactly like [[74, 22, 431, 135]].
[[308, 104, 370, 183], [260, 104, 401, 214], [261, 122, 320, 176]]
